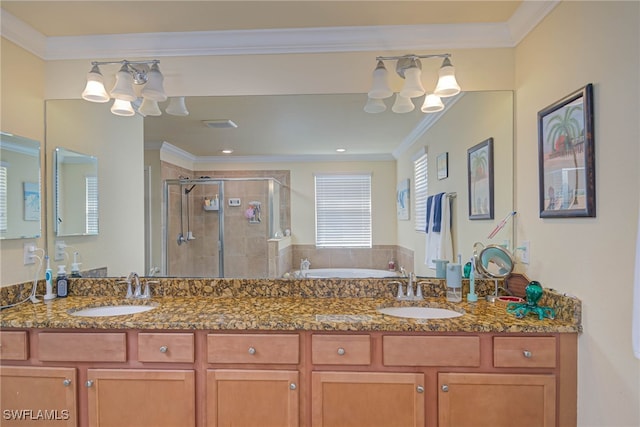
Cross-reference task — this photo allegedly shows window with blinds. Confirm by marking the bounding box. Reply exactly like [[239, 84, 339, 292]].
[[414, 150, 428, 232], [0, 165, 7, 232], [85, 175, 98, 234], [315, 173, 372, 248]]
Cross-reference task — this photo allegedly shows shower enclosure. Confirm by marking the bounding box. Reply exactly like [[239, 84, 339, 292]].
[[163, 177, 285, 278]]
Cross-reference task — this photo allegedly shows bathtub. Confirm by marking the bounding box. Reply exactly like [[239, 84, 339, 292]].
[[296, 268, 401, 279]]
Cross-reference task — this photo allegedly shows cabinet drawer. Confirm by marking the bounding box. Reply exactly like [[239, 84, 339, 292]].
[[0, 331, 28, 360], [383, 335, 480, 367], [208, 333, 299, 364], [312, 334, 371, 365], [138, 332, 194, 363], [494, 337, 556, 368], [38, 332, 126, 362]]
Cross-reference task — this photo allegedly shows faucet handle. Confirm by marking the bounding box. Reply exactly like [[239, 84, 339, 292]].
[[389, 281, 404, 299], [116, 279, 134, 299], [142, 280, 160, 299]]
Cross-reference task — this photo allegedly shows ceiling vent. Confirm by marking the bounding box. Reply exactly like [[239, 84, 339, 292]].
[[203, 119, 238, 129]]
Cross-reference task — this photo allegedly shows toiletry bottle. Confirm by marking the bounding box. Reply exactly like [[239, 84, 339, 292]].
[[56, 265, 68, 298], [71, 252, 82, 278], [43, 256, 56, 300], [446, 263, 462, 302]]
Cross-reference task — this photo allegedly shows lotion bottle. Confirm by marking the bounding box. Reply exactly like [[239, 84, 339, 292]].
[[43, 255, 56, 300], [56, 265, 68, 298]]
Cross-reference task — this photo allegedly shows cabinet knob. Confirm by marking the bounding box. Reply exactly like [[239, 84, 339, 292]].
[[86, 380, 94, 388], [159, 346, 168, 353], [441, 384, 449, 392], [523, 350, 533, 358], [63, 379, 72, 387], [248, 346, 256, 355], [337, 347, 346, 356], [416, 385, 424, 393], [289, 383, 297, 390]]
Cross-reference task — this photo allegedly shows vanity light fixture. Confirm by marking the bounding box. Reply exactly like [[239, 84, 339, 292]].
[[364, 54, 461, 114], [81, 60, 187, 117]]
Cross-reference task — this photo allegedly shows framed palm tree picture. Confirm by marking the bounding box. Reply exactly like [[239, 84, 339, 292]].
[[467, 137, 494, 220], [538, 84, 595, 218]]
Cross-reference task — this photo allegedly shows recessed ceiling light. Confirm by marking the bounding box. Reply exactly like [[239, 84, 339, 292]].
[[203, 120, 238, 129], [221, 149, 234, 154], [336, 148, 347, 153]]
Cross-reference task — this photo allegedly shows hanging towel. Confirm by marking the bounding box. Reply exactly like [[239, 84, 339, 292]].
[[633, 200, 640, 359], [432, 192, 445, 232], [425, 193, 453, 268], [425, 195, 434, 232]]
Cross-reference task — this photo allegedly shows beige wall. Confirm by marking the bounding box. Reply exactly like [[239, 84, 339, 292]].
[[515, 2, 639, 426], [396, 91, 514, 276], [0, 38, 45, 286]]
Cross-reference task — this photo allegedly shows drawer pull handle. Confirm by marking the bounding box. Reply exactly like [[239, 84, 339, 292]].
[[248, 346, 256, 355], [63, 379, 72, 387], [416, 385, 424, 393], [289, 383, 297, 390], [523, 350, 533, 358], [441, 384, 449, 392], [337, 347, 346, 356], [86, 380, 94, 388], [159, 346, 168, 353]]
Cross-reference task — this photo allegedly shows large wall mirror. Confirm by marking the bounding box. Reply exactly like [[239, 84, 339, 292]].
[[0, 132, 42, 240], [54, 147, 99, 236], [44, 91, 513, 278]]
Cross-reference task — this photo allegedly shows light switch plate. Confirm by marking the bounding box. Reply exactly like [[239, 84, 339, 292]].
[[228, 198, 241, 207]]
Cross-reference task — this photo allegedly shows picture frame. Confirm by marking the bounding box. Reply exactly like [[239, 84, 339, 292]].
[[23, 182, 40, 221], [538, 84, 595, 218], [396, 178, 410, 220], [467, 137, 494, 220], [437, 152, 448, 180]]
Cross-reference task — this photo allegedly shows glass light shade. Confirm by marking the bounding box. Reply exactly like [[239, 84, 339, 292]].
[[110, 65, 137, 101], [139, 98, 162, 116], [399, 66, 425, 98], [434, 58, 461, 97], [81, 65, 110, 103], [141, 63, 167, 102], [165, 97, 189, 116], [421, 93, 445, 113], [391, 93, 415, 113], [367, 61, 393, 99], [110, 98, 135, 116], [363, 97, 386, 114]]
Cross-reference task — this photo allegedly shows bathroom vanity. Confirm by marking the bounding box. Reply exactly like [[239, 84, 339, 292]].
[[0, 277, 580, 427]]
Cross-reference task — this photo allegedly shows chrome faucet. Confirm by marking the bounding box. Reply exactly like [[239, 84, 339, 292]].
[[392, 272, 423, 301], [125, 272, 151, 299]]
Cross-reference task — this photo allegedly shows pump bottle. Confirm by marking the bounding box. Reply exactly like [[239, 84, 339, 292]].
[[56, 265, 68, 298]]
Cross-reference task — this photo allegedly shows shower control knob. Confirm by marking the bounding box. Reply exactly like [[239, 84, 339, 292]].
[[337, 347, 346, 356], [248, 347, 256, 355]]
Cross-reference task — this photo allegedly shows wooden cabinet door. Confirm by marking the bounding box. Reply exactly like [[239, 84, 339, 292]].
[[86, 369, 195, 427], [438, 373, 556, 427], [311, 371, 425, 427], [206, 369, 299, 427], [0, 366, 77, 426]]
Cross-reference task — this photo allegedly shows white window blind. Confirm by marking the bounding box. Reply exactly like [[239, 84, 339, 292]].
[[315, 173, 371, 248], [85, 175, 98, 234], [414, 151, 428, 232], [0, 165, 7, 232]]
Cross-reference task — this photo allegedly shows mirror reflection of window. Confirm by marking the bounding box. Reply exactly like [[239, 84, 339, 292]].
[[55, 147, 99, 236]]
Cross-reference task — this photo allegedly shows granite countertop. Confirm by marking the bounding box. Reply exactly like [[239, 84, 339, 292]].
[[0, 294, 581, 333]]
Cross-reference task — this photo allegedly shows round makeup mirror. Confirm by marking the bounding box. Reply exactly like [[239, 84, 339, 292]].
[[473, 242, 515, 279]]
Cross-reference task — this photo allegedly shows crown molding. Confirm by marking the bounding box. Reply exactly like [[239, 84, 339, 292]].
[[1, 3, 557, 60]]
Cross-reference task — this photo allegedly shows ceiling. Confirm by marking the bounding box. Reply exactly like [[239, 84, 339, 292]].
[[2, 1, 533, 160]]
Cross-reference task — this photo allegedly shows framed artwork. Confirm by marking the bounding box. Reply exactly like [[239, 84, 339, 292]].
[[437, 152, 448, 180], [23, 182, 40, 221], [467, 137, 494, 220], [538, 83, 595, 218], [396, 178, 410, 220]]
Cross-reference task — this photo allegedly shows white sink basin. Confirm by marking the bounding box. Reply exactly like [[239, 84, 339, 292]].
[[377, 306, 463, 319], [69, 305, 156, 317]]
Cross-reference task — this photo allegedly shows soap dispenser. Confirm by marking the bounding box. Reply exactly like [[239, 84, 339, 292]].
[[56, 265, 68, 298], [446, 263, 462, 302]]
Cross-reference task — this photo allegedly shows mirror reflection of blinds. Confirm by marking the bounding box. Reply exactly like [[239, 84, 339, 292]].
[[315, 173, 371, 248], [86, 176, 98, 234], [0, 165, 7, 232], [414, 150, 428, 232]]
